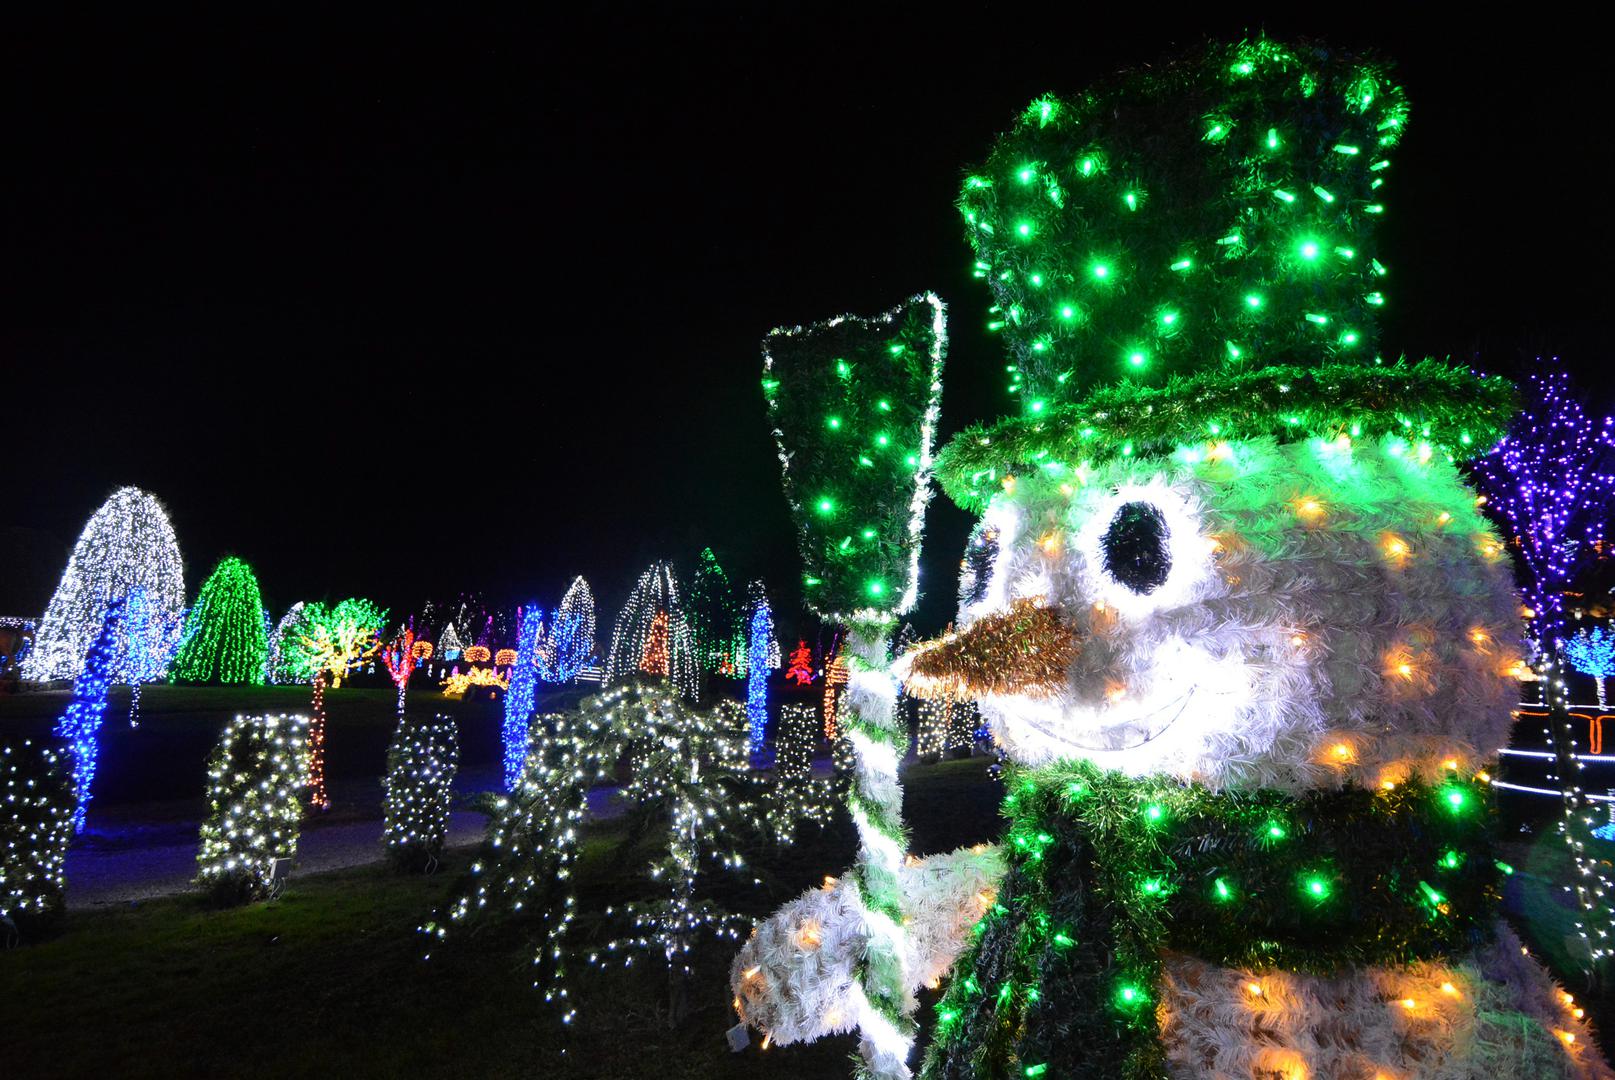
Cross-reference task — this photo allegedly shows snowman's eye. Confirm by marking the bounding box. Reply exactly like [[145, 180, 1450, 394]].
[[1101, 501, 1172, 594], [959, 523, 1001, 608]]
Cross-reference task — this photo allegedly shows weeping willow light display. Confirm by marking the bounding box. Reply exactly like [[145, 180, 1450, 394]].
[[421, 685, 825, 1024], [195, 713, 310, 904], [0, 738, 76, 936], [279, 598, 387, 810], [265, 602, 305, 684], [55, 598, 122, 834], [112, 585, 182, 725], [24, 486, 185, 682], [171, 556, 270, 685], [606, 562, 699, 700], [759, 290, 946, 1077], [536, 576, 597, 683], [502, 607, 543, 790], [689, 547, 740, 675], [383, 713, 460, 872]]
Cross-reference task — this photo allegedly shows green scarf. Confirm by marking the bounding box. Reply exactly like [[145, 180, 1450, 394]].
[[922, 761, 1502, 1080]]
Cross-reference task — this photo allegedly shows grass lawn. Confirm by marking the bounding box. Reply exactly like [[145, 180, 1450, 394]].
[[0, 757, 1000, 1080]]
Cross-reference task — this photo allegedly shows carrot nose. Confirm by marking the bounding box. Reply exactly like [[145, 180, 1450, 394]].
[[899, 597, 1078, 700]]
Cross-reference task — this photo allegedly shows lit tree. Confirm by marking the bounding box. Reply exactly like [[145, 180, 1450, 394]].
[[381, 626, 417, 719], [111, 585, 182, 726], [383, 713, 459, 872], [264, 602, 305, 684], [1567, 627, 1615, 708], [280, 598, 387, 810], [689, 548, 738, 675], [170, 557, 270, 685], [55, 597, 122, 833], [0, 738, 75, 936], [196, 713, 309, 904], [1474, 368, 1615, 970], [24, 487, 184, 681], [606, 562, 698, 700], [785, 640, 815, 686], [746, 585, 776, 762], [502, 607, 543, 790], [537, 576, 596, 683]]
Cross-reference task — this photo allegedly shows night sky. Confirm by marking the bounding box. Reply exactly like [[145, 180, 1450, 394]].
[[2, 10, 1608, 634]]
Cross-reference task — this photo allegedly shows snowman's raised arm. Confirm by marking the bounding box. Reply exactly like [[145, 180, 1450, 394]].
[[730, 844, 1006, 1048]]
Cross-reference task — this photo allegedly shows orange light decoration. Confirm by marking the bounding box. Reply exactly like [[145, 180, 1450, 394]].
[[309, 671, 330, 810], [1380, 532, 1410, 564], [411, 640, 434, 660], [440, 665, 510, 698], [1293, 495, 1326, 521], [494, 648, 518, 667], [463, 645, 491, 664], [639, 610, 670, 676], [822, 648, 849, 739]]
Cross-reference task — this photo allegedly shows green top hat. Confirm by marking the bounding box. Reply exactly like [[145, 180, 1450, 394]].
[[934, 38, 1513, 512]]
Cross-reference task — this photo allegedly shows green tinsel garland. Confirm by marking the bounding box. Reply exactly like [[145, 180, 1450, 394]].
[[935, 359, 1515, 512], [922, 760, 1501, 1080]]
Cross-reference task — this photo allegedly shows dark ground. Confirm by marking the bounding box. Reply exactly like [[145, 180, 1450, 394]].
[[0, 685, 1609, 1077]]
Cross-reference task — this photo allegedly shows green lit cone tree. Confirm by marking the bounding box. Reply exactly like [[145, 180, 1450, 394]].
[[732, 39, 1608, 1080], [170, 556, 270, 685]]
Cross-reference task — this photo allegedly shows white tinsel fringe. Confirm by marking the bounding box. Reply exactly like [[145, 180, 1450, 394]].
[[730, 845, 1005, 1047], [1161, 923, 1612, 1080]]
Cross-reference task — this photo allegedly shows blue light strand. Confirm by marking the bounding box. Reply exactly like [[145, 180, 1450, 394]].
[[503, 606, 543, 790], [746, 589, 775, 765], [55, 596, 123, 834]]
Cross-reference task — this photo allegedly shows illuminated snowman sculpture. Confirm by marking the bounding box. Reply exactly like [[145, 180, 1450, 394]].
[[734, 40, 1612, 1080]]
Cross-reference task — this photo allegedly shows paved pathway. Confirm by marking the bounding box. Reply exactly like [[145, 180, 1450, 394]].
[[62, 763, 627, 911]]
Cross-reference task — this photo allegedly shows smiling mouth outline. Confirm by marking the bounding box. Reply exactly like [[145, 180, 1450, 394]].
[[1014, 686, 1197, 753]]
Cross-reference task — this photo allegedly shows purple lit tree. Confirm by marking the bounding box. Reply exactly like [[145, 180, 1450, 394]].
[[1473, 366, 1615, 968], [1473, 369, 1615, 661]]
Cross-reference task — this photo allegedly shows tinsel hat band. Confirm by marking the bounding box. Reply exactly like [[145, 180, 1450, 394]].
[[924, 760, 1502, 1078], [935, 359, 1515, 512]]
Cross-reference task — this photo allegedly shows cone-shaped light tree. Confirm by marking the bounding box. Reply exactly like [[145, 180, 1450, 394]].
[[171, 557, 270, 685], [25, 487, 184, 681], [537, 576, 596, 683]]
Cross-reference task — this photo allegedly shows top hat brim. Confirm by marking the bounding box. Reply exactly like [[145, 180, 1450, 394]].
[[934, 359, 1515, 513]]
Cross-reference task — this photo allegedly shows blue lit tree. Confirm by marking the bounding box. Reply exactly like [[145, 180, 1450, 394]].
[[503, 606, 543, 790], [111, 585, 181, 726], [55, 597, 123, 833], [536, 576, 596, 684], [1474, 368, 1615, 969], [1567, 627, 1615, 709], [745, 582, 776, 764]]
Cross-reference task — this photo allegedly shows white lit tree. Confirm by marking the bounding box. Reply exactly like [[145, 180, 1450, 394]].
[[24, 487, 184, 682]]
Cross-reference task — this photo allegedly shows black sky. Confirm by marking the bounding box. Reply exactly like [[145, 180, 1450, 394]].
[[2, 8, 1609, 634]]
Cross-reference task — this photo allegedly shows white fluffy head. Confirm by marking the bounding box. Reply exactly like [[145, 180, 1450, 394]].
[[950, 435, 1521, 792]]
